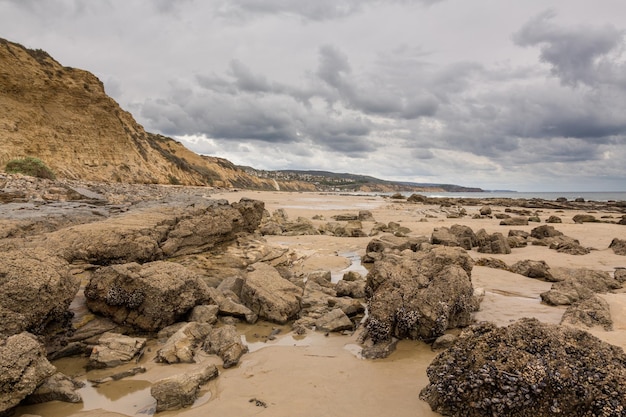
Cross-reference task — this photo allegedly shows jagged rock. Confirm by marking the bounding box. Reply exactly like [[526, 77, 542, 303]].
[[449, 224, 478, 250], [610, 238, 626, 255], [188, 304, 219, 325], [204, 325, 248, 368], [206, 287, 258, 324], [540, 281, 595, 305], [546, 215, 562, 223], [530, 224, 563, 239], [573, 214, 599, 223], [0, 332, 56, 413], [432, 334, 458, 350], [420, 318, 626, 417], [342, 271, 363, 282], [328, 297, 365, 316], [616, 268, 626, 283], [85, 261, 211, 331], [553, 240, 591, 255], [431, 227, 459, 247], [0, 248, 78, 337], [315, 308, 354, 333], [561, 295, 613, 331], [240, 263, 302, 324], [509, 260, 554, 281], [156, 322, 213, 364], [88, 332, 147, 369], [363, 235, 429, 262], [23, 372, 83, 404], [300, 279, 337, 320], [550, 267, 621, 292], [479, 206, 492, 215], [474, 257, 509, 270], [365, 246, 478, 343], [259, 221, 284, 235], [335, 279, 366, 299], [476, 229, 511, 254], [361, 339, 399, 359], [499, 217, 528, 226], [151, 364, 219, 412], [407, 193, 427, 203], [283, 217, 320, 236]]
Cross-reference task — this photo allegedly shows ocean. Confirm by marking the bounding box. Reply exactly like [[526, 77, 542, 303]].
[[401, 191, 626, 202]]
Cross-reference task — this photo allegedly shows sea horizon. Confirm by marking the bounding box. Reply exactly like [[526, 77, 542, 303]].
[[409, 191, 626, 202]]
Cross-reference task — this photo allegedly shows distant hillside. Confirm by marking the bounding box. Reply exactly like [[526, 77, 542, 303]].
[[0, 38, 314, 190], [241, 168, 484, 193]]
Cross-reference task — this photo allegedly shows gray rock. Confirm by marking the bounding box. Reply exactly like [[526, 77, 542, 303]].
[[431, 227, 459, 247], [335, 279, 367, 299], [610, 238, 626, 255], [561, 295, 613, 331], [479, 206, 492, 215], [432, 334, 458, 350], [509, 260, 554, 281], [540, 281, 595, 306], [206, 287, 258, 324], [204, 325, 248, 368], [156, 322, 213, 364], [151, 364, 219, 412], [188, 304, 219, 325], [476, 230, 511, 254], [24, 372, 83, 404]]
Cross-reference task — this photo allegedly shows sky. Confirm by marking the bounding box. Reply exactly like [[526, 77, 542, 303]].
[[1, 0, 626, 191]]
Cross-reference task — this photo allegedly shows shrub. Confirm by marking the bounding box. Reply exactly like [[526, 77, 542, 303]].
[[5, 157, 56, 180]]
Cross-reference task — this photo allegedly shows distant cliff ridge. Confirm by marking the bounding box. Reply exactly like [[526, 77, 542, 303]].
[[0, 38, 313, 190]]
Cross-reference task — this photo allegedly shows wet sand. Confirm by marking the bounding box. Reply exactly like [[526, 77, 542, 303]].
[[15, 191, 626, 417]]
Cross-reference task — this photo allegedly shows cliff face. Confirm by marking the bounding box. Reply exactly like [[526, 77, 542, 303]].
[[0, 38, 313, 190]]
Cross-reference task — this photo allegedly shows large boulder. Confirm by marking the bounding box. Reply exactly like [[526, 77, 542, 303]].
[[530, 224, 564, 239], [240, 263, 302, 324], [509, 259, 554, 281], [420, 318, 626, 417], [540, 268, 621, 306], [85, 261, 211, 331], [476, 229, 511, 254], [151, 364, 219, 412], [0, 332, 57, 413], [363, 234, 429, 263], [365, 246, 478, 343], [561, 295, 613, 331], [0, 248, 79, 337], [431, 227, 459, 247]]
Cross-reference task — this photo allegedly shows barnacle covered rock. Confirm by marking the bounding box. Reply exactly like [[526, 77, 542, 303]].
[[420, 318, 626, 417]]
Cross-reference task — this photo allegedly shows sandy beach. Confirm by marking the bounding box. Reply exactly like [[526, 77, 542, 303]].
[[13, 190, 626, 417]]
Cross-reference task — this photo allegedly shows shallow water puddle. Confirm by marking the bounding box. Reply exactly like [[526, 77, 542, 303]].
[[331, 251, 369, 283]]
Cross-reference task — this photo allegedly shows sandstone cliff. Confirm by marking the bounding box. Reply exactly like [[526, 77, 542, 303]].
[[0, 38, 314, 190]]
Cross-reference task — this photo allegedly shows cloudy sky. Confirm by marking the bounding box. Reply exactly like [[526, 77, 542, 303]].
[[2, 0, 626, 191]]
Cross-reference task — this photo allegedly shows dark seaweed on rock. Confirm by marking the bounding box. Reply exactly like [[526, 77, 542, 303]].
[[420, 318, 626, 417]]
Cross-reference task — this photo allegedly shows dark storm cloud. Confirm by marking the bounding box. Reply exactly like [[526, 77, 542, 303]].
[[513, 10, 626, 87]]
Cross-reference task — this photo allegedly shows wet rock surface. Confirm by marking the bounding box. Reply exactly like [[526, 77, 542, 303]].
[[151, 363, 219, 412], [420, 318, 626, 417]]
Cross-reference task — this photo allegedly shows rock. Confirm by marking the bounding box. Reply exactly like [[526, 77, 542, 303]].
[[479, 206, 492, 215], [0, 332, 56, 413], [610, 238, 626, 255], [0, 248, 78, 337], [156, 322, 213, 364], [151, 364, 219, 412], [206, 287, 258, 324], [540, 281, 595, 305], [85, 261, 211, 331], [499, 217, 528, 226], [88, 332, 147, 369], [573, 214, 598, 223], [282, 217, 320, 236], [550, 267, 621, 292], [546, 215, 562, 223], [335, 279, 366, 299], [204, 325, 248, 368], [431, 227, 459, 247], [361, 338, 399, 359], [364, 235, 429, 262], [342, 271, 363, 282], [449, 224, 478, 250], [530, 224, 564, 239], [23, 372, 83, 404], [240, 263, 302, 324], [188, 304, 219, 325], [561, 295, 613, 331], [304, 270, 333, 286], [88, 366, 146, 386], [332, 213, 359, 221], [616, 268, 626, 283], [553, 240, 591, 255], [420, 318, 626, 417], [315, 308, 354, 333], [509, 260, 554, 281], [407, 194, 427, 203], [476, 230, 511, 254], [474, 257, 509, 270], [259, 221, 283, 235], [365, 246, 478, 343], [358, 210, 375, 221], [432, 334, 458, 350], [328, 297, 365, 316]]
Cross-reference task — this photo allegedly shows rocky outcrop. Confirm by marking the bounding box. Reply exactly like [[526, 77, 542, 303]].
[[151, 364, 219, 412], [476, 229, 511, 254], [85, 261, 212, 331], [0, 247, 78, 338], [561, 295, 613, 331], [0, 332, 57, 413], [420, 318, 626, 417], [41, 198, 264, 264], [240, 263, 302, 324], [365, 246, 478, 345], [540, 268, 621, 306], [363, 234, 429, 263]]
